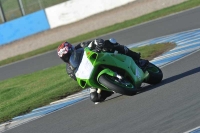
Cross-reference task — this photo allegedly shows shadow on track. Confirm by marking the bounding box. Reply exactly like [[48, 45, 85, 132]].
[[139, 67, 200, 94], [98, 67, 200, 103], [104, 94, 123, 102]]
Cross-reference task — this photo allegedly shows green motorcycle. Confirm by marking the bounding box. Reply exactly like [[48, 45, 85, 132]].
[[70, 47, 163, 96]]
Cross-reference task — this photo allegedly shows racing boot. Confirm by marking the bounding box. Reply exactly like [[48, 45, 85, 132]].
[[90, 88, 114, 104], [126, 49, 149, 71], [139, 59, 149, 71], [115, 45, 149, 71], [126, 48, 141, 61]]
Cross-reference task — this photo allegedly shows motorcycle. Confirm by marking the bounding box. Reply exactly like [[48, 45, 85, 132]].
[[69, 46, 163, 96]]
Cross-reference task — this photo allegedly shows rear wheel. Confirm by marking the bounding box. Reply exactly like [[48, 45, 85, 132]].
[[145, 63, 163, 84], [98, 74, 136, 96]]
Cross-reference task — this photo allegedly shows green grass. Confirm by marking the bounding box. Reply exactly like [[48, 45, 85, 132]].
[[0, 64, 81, 123], [0, 43, 176, 123], [131, 43, 176, 60], [1, 0, 200, 66]]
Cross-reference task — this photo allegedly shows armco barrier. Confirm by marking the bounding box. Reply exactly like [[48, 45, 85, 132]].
[[0, 10, 50, 46]]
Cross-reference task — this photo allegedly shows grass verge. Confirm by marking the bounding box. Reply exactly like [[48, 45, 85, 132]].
[[0, 0, 200, 66], [0, 43, 176, 123], [131, 43, 176, 60]]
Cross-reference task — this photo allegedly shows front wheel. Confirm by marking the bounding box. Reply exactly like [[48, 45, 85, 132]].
[[98, 74, 137, 96], [145, 63, 163, 84]]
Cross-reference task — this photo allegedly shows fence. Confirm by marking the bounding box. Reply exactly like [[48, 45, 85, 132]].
[[0, 0, 67, 24]]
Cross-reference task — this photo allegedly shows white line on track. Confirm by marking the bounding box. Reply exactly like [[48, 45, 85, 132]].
[[184, 126, 200, 133]]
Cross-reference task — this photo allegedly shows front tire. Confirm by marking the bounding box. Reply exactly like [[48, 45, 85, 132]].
[[145, 63, 163, 84], [98, 74, 136, 96]]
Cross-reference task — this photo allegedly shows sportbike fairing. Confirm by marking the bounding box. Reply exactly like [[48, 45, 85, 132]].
[[74, 48, 147, 90]]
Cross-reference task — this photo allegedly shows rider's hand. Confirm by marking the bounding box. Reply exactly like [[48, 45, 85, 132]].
[[96, 43, 104, 51], [93, 39, 105, 52], [96, 45, 103, 51]]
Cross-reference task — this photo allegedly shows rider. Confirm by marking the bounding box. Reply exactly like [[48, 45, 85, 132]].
[[57, 38, 149, 103]]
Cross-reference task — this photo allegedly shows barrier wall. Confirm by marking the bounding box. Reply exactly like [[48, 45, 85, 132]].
[[45, 0, 135, 28], [0, 0, 135, 46], [0, 10, 50, 46]]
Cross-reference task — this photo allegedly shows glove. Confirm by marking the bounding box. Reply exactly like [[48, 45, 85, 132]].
[[94, 39, 105, 52], [96, 43, 104, 52]]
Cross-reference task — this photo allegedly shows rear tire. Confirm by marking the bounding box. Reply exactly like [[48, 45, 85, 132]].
[[145, 63, 163, 84], [98, 74, 136, 96]]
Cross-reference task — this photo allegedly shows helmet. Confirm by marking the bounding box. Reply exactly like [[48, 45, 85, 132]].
[[109, 38, 117, 44], [57, 41, 74, 63]]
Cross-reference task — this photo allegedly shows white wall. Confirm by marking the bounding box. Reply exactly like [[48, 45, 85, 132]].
[[45, 0, 135, 28]]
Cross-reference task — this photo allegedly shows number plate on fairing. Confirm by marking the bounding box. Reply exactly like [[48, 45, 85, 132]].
[[75, 51, 94, 79]]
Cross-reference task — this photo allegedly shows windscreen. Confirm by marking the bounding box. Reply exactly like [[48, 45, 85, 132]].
[[69, 48, 84, 69]]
